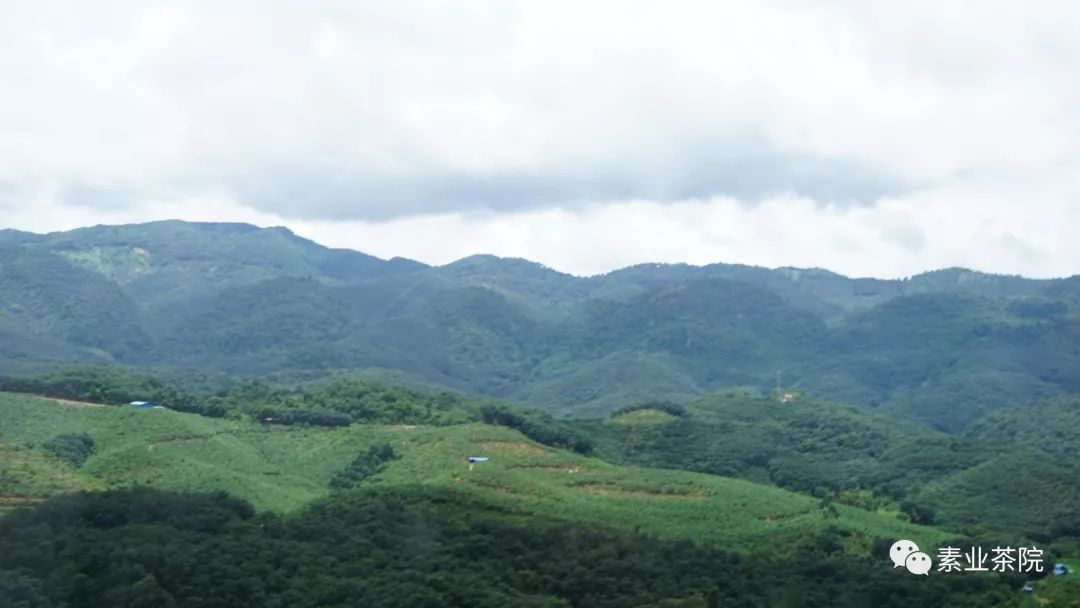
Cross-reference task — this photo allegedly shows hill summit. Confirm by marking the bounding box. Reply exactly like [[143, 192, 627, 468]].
[[1, 220, 1077, 430]]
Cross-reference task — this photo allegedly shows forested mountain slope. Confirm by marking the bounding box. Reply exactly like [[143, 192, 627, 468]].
[[586, 394, 1080, 542], [0, 374, 1069, 606], [2, 220, 1078, 430]]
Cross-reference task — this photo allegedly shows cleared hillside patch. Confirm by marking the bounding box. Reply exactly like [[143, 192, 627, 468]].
[[0, 391, 948, 554], [610, 408, 679, 427]]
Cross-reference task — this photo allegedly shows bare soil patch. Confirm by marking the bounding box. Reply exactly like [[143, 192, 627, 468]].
[[480, 441, 551, 456], [507, 463, 583, 473], [574, 483, 707, 500], [0, 495, 46, 506], [41, 397, 107, 408]]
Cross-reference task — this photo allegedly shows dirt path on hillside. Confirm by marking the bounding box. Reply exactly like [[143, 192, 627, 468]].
[[574, 484, 708, 500], [146, 428, 270, 450], [0, 495, 46, 506], [40, 397, 107, 408]]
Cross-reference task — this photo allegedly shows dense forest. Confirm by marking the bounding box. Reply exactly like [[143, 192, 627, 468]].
[[0, 489, 1025, 608], [589, 394, 1080, 550], [2, 221, 1079, 430]]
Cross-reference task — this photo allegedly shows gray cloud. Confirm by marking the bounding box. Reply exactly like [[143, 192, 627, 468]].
[[6, 0, 1075, 221], [231, 147, 908, 220], [1, 0, 1079, 280]]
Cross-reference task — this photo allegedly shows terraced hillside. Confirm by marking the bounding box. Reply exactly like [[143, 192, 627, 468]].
[[0, 392, 946, 553], [587, 393, 1080, 541]]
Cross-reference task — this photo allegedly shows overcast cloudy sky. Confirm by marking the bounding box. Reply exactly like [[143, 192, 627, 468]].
[[2, 1, 1078, 277]]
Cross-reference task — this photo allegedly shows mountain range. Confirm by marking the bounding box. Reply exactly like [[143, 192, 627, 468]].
[[2, 220, 1078, 431]]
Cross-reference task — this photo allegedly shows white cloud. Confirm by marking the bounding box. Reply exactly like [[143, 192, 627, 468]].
[[4, 184, 1077, 279], [1, 0, 1079, 277]]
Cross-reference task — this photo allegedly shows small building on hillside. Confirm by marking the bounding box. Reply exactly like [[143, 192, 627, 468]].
[[467, 456, 489, 471], [1054, 563, 1070, 576], [129, 401, 159, 409], [780, 393, 797, 403]]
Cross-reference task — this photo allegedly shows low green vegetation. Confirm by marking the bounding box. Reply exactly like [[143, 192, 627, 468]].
[[0, 392, 943, 553], [330, 443, 398, 489], [1018, 557, 1080, 608], [610, 407, 680, 427], [586, 392, 1080, 550], [0, 367, 591, 451], [0, 375, 1072, 606], [0, 446, 104, 514]]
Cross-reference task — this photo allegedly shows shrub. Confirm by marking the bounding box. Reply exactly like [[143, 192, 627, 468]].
[[42, 433, 95, 466], [330, 444, 398, 489], [611, 401, 687, 418]]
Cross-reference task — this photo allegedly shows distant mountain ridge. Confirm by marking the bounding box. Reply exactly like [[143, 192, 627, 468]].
[[1, 220, 1077, 431]]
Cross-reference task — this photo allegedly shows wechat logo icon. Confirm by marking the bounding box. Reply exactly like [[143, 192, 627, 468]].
[[890, 540, 932, 575]]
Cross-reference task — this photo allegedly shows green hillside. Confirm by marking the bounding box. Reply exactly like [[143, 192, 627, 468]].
[[965, 395, 1080, 459], [1018, 557, 1080, 608], [0, 246, 149, 360], [586, 392, 1080, 544], [5, 367, 1079, 548], [2, 221, 1079, 431], [918, 449, 1080, 540], [0, 487, 1023, 608], [0, 392, 946, 553]]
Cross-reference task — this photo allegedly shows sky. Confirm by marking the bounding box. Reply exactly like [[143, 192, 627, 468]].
[[1, 1, 1079, 278]]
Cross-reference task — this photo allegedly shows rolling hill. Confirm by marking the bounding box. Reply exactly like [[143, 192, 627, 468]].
[[0, 392, 945, 552], [0, 381, 1058, 606], [584, 392, 1080, 542], [2, 220, 1079, 432]]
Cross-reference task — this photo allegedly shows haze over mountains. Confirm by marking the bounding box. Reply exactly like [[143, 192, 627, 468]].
[[2, 220, 1078, 431]]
